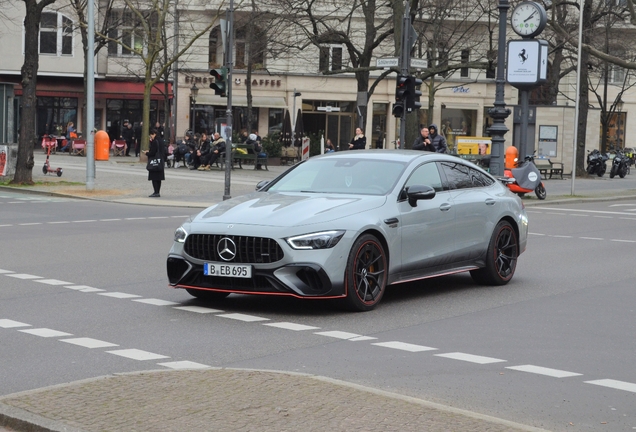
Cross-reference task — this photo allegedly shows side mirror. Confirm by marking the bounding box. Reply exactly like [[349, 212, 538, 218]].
[[406, 185, 436, 207], [255, 180, 270, 191]]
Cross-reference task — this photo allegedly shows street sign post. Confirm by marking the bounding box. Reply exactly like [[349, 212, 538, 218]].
[[376, 58, 399, 68], [410, 58, 428, 69]]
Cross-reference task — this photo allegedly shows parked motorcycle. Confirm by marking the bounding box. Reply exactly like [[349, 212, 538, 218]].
[[586, 149, 609, 177], [503, 152, 546, 200], [610, 150, 629, 178]]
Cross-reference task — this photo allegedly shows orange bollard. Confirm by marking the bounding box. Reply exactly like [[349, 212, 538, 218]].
[[505, 145, 518, 169], [95, 130, 110, 161]]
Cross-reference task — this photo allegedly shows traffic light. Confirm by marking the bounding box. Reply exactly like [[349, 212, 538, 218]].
[[395, 75, 409, 105], [392, 102, 404, 118], [406, 76, 423, 112], [210, 67, 228, 97]]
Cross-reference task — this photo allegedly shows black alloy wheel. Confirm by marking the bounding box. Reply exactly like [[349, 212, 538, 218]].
[[470, 221, 519, 286], [535, 183, 547, 200], [344, 234, 388, 312]]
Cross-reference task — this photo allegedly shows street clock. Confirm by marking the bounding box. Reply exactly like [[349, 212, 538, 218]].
[[511, 1, 547, 38]]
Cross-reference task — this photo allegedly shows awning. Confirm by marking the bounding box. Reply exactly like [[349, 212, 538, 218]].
[[95, 81, 172, 100], [195, 94, 287, 108]]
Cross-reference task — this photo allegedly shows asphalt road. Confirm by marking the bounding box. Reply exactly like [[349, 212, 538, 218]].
[[1, 191, 635, 431]]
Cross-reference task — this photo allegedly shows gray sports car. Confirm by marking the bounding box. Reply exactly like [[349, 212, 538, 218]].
[[167, 150, 528, 311]]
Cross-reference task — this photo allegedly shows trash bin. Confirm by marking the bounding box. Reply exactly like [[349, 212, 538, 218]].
[[505, 145, 518, 169], [95, 130, 110, 161]]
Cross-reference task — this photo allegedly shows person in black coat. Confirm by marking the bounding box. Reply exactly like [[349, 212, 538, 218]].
[[348, 127, 366, 150], [412, 126, 434, 151], [145, 129, 165, 197]]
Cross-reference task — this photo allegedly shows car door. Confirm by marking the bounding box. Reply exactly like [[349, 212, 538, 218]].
[[397, 161, 457, 279], [438, 161, 499, 261]]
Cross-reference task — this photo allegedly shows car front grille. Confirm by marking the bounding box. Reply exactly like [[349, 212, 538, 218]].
[[184, 234, 284, 264]]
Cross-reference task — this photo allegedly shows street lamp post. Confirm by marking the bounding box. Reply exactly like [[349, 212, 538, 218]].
[[616, 97, 624, 149], [292, 89, 302, 145], [190, 83, 198, 133], [487, 0, 511, 176]]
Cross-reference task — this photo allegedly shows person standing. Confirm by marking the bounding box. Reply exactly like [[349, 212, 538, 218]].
[[122, 122, 135, 156], [412, 126, 434, 151], [348, 127, 366, 150], [145, 129, 164, 197], [428, 124, 448, 153]]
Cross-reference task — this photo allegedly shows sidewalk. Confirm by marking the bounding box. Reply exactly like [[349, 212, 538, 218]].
[[2, 153, 635, 432]]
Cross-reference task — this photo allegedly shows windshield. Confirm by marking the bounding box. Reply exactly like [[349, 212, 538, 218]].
[[266, 158, 407, 195]]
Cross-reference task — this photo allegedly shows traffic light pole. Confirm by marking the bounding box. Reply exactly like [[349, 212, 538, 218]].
[[223, 0, 234, 200], [398, 8, 410, 149]]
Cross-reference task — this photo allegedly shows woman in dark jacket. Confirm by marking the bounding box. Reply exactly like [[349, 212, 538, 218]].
[[145, 129, 165, 197], [348, 127, 366, 150]]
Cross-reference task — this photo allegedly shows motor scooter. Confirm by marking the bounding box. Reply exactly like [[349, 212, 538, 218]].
[[503, 152, 546, 200], [42, 143, 63, 177]]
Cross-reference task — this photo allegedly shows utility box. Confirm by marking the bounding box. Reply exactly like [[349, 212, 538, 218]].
[[0, 82, 17, 177]]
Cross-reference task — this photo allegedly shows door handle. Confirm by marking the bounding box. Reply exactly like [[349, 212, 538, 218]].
[[485, 198, 496, 206], [439, 203, 451, 212]]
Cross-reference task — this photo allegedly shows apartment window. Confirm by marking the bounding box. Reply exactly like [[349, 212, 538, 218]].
[[608, 65, 625, 84], [107, 10, 152, 56], [319, 45, 343, 73], [460, 50, 470, 78], [233, 25, 266, 70], [39, 12, 73, 56]]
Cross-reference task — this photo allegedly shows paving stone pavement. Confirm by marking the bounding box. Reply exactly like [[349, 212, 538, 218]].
[[2, 152, 636, 431]]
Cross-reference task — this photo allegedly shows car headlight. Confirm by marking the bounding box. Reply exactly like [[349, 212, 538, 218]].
[[286, 230, 345, 250], [174, 226, 188, 243]]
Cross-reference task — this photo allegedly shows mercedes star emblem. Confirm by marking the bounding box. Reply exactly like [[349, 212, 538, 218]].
[[217, 237, 237, 261]]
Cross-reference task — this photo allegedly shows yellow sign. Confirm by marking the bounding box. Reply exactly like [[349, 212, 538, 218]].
[[456, 136, 491, 155]]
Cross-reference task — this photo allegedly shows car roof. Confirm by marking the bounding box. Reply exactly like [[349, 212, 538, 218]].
[[313, 149, 460, 163]]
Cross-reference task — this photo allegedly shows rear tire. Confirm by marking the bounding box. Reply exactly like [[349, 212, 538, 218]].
[[610, 165, 617, 178], [42, 164, 48, 175], [619, 166, 627, 178], [597, 168, 605, 177], [186, 288, 230, 301], [471, 221, 519, 286], [535, 183, 546, 200], [343, 234, 388, 312], [56, 169, 63, 177]]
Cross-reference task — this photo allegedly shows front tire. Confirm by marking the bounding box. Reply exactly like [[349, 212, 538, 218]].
[[343, 234, 388, 312], [535, 183, 546, 200], [471, 221, 519, 286], [620, 166, 627, 178], [186, 288, 230, 301], [42, 164, 48, 175], [610, 165, 617, 178]]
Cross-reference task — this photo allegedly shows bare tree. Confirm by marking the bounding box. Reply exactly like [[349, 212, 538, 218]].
[[12, 0, 58, 184], [96, 0, 221, 153]]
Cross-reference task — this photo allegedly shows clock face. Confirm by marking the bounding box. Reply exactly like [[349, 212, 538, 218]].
[[511, 2, 546, 37]]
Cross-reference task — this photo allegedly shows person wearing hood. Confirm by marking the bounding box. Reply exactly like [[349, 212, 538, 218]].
[[428, 123, 448, 153]]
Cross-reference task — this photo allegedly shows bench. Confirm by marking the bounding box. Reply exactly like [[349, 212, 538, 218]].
[[534, 158, 563, 179], [232, 144, 269, 170]]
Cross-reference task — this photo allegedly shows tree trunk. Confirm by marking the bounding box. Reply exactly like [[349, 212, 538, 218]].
[[13, 0, 57, 184]]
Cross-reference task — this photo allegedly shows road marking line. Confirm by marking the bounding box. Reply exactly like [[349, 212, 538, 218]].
[[98, 292, 142, 299], [263, 322, 320, 331], [534, 207, 636, 216], [506, 365, 582, 378], [610, 239, 636, 243], [64, 285, 97, 290], [550, 235, 572, 238], [217, 313, 270, 322], [133, 298, 180, 306], [19, 328, 73, 338], [528, 233, 546, 236], [0, 269, 14, 274], [99, 219, 122, 221], [0, 224, 13, 227], [6, 274, 43, 280], [0, 319, 30, 328], [158, 361, 211, 370], [372, 341, 437, 352], [72, 220, 97, 223], [315, 330, 362, 340], [435, 352, 506, 364], [173, 306, 223, 314], [546, 212, 567, 215], [171, 215, 191, 218], [34, 279, 73, 286], [106, 348, 170, 361], [125, 217, 146, 220], [619, 217, 636, 221], [60, 337, 119, 348], [580, 237, 603, 241], [7, 202, 25, 204], [350, 336, 378, 341], [585, 379, 636, 393], [79, 287, 105, 293], [18, 223, 42, 226], [568, 214, 589, 217], [593, 215, 612, 219], [48, 221, 70, 224], [148, 216, 169, 219]]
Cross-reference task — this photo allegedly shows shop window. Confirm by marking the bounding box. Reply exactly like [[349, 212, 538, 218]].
[[36, 97, 77, 138], [269, 108, 284, 136], [39, 12, 73, 56], [439, 108, 477, 153], [319, 45, 343, 72]]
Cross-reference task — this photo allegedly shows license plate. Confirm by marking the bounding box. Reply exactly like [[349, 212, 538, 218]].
[[204, 262, 252, 278]]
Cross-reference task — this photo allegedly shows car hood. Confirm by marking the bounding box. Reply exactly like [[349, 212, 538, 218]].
[[192, 191, 387, 227]]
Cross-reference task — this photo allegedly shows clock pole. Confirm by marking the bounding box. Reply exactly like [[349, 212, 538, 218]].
[[487, 0, 511, 176]]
